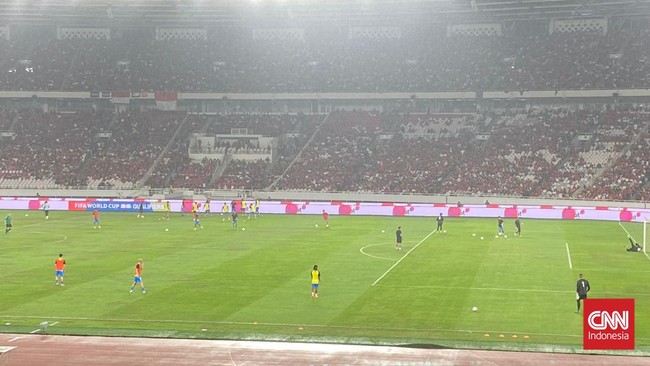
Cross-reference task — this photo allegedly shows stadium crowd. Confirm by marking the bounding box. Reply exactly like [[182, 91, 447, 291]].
[[0, 107, 648, 200], [1, 23, 650, 200], [2, 27, 650, 93]]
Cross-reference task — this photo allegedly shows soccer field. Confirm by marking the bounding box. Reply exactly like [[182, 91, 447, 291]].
[[1, 211, 649, 352]]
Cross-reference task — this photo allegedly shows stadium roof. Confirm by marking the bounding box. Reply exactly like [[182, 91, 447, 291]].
[[1, 0, 650, 27]]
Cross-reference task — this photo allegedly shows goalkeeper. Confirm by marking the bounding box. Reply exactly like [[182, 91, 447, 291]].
[[627, 236, 642, 252]]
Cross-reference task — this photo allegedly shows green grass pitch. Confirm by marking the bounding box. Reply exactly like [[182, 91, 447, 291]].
[[1, 210, 648, 352]]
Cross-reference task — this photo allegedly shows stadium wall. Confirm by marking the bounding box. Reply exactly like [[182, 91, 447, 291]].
[[0, 189, 647, 209], [1, 189, 648, 209], [3, 89, 650, 101]]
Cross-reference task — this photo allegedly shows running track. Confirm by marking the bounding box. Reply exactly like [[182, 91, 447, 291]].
[[1, 334, 650, 365]]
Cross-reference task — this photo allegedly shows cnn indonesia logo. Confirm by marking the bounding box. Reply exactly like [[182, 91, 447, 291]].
[[584, 298, 635, 350]]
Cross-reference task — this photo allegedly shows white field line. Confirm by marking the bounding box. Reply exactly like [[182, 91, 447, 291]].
[[29, 321, 59, 334], [618, 222, 650, 261], [227, 347, 238, 366], [573, 268, 650, 273], [29, 232, 68, 245], [378, 284, 573, 294], [18, 214, 87, 229], [565, 242, 573, 269], [0, 346, 16, 354], [376, 284, 650, 297], [359, 243, 408, 261], [7, 337, 23, 343], [371, 230, 436, 286], [0, 314, 587, 340]]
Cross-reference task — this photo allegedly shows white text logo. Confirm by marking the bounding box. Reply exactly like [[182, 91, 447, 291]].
[[587, 311, 629, 330]]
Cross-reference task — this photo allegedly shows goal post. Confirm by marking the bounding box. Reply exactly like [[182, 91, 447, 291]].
[[643, 216, 650, 253]]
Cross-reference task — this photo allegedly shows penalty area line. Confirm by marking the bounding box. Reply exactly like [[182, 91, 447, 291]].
[[375, 284, 650, 297], [565, 242, 573, 269], [371, 230, 436, 287]]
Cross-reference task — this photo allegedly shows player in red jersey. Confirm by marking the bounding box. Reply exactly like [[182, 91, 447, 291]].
[[322, 210, 330, 228], [193, 212, 203, 230], [92, 209, 101, 229], [54, 253, 66, 286]]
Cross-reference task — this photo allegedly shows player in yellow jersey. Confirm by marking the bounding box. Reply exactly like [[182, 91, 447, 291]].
[[204, 199, 211, 216], [311, 264, 321, 298], [221, 202, 229, 216], [163, 201, 171, 221]]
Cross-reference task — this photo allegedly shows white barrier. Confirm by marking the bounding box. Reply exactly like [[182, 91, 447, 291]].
[[1, 197, 647, 223]]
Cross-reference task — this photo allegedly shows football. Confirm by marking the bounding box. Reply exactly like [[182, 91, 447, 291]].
[[472, 233, 476, 237], [472, 306, 478, 312], [165, 228, 169, 232], [315, 224, 319, 227]]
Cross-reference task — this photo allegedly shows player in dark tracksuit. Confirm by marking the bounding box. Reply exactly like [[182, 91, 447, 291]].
[[436, 214, 444, 233], [395, 227, 403, 250], [514, 218, 521, 236], [576, 274, 590, 313]]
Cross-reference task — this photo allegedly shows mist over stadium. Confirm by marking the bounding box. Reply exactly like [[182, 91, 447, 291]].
[[0, 1, 649, 365]]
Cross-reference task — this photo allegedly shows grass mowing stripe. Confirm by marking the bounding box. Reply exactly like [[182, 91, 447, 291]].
[[618, 221, 650, 261], [371, 230, 436, 286], [565, 242, 573, 269]]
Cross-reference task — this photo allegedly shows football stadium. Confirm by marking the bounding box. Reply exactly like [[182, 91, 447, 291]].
[[0, 0, 650, 365]]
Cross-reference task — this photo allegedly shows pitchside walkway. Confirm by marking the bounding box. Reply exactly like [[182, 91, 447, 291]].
[[1, 334, 649, 365]]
